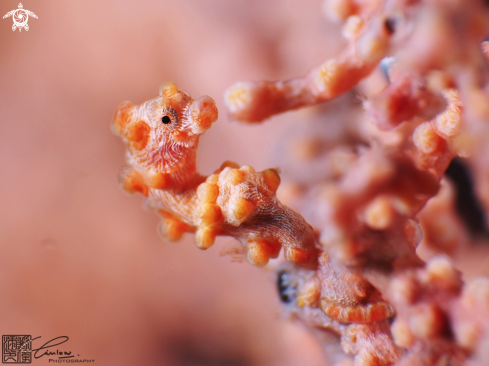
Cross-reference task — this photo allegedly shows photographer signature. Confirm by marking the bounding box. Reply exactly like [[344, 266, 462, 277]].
[[20, 336, 77, 359]]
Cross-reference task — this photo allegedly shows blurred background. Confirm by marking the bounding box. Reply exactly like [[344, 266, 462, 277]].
[[0, 0, 346, 365]]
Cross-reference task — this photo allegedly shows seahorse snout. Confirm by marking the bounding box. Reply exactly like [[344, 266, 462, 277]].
[[188, 96, 218, 135]]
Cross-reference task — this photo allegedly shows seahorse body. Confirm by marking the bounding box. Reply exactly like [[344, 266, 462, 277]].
[[112, 82, 318, 266]]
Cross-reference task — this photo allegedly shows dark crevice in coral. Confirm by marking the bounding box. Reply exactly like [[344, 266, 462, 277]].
[[384, 17, 397, 35], [388, 315, 395, 325], [444, 158, 488, 237], [277, 270, 297, 304]]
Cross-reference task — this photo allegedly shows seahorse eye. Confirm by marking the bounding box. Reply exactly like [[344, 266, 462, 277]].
[[161, 106, 178, 125]]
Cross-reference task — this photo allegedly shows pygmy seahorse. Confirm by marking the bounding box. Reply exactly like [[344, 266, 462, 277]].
[[111, 82, 319, 267]]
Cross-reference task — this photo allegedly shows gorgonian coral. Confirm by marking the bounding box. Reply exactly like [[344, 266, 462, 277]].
[[113, 0, 489, 364]]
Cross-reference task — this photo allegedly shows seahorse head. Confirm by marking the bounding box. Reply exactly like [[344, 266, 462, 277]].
[[112, 82, 218, 176]]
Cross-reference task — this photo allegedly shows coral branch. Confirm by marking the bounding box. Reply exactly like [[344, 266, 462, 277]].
[[223, 0, 489, 363], [224, 7, 393, 123]]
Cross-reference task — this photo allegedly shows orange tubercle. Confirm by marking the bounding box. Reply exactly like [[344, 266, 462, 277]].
[[320, 299, 395, 324]]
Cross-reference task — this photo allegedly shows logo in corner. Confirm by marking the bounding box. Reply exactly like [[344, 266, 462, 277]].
[[2, 335, 32, 364], [3, 3, 37, 32]]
